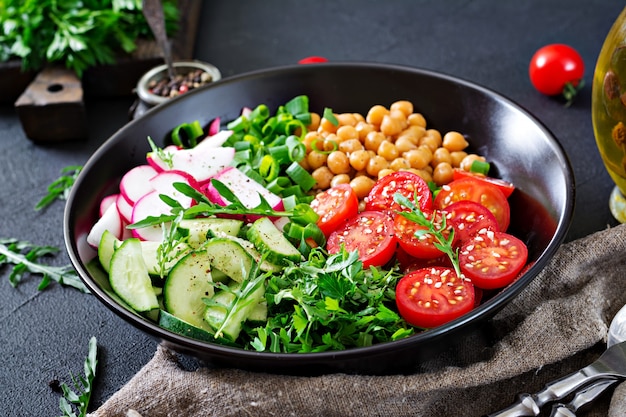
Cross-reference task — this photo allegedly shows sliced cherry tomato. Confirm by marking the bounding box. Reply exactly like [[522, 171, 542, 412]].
[[365, 171, 432, 213], [434, 177, 510, 231], [529, 44, 584, 103], [443, 200, 499, 244], [452, 169, 515, 198], [394, 211, 455, 259], [459, 230, 528, 290], [395, 266, 475, 328], [310, 184, 359, 237], [326, 211, 396, 268]]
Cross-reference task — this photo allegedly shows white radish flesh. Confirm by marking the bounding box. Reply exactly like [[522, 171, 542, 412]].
[[119, 164, 158, 204], [87, 203, 123, 247]]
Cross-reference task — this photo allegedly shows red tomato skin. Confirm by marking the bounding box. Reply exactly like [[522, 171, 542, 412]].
[[434, 177, 510, 231], [310, 184, 359, 237], [451, 169, 515, 198], [365, 171, 433, 214], [394, 211, 455, 259], [529, 44, 584, 96], [326, 211, 396, 268], [395, 267, 475, 328], [298, 56, 329, 64], [443, 200, 500, 245], [459, 230, 528, 290]]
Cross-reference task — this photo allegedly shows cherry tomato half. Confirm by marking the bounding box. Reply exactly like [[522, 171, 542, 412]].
[[394, 211, 455, 259], [434, 177, 510, 231], [310, 184, 359, 237], [459, 229, 528, 290], [326, 211, 396, 268], [395, 266, 475, 328], [443, 200, 499, 244], [451, 168, 515, 198], [365, 171, 433, 214], [529, 44, 584, 99]]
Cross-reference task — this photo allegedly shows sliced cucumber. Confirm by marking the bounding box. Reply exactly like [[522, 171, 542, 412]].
[[204, 238, 254, 283], [163, 250, 215, 332], [109, 238, 159, 312], [98, 229, 121, 273], [214, 233, 283, 273], [159, 309, 214, 342], [204, 280, 265, 341], [140, 240, 190, 276], [180, 217, 244, 248], [247, 216, 302, 265]]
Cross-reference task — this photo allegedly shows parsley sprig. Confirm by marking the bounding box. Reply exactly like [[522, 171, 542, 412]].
[[58, 336, 98, 417], [0, 238, 88, 292], [35, 165, 83, 211]]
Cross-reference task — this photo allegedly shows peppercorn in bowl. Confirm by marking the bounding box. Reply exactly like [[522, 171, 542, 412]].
[[64, 62, 574, 375]]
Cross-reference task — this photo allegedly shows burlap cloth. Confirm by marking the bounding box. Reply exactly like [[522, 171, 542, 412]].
[[90, 223, 626, 417]]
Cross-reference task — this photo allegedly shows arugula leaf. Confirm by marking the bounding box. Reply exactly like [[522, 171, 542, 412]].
[[0, 238, 89, 293], [58, 336, 98, 417], [35, 165, 83, 211]]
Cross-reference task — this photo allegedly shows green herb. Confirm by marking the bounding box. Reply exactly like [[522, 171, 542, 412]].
[[58, 336, 98, 417], [250, 247, 411, 353], [155, 211, 190, 278], [148, 136, 174, 168], [393, 193, 461, 277], [0, 0, 179, 77], [322, 107, 339, 126], [0, 238, 89, 292], [35, 165, 83, 211]]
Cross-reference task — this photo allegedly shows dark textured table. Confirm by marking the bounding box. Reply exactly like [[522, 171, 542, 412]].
[[1, 1, 623, 415]]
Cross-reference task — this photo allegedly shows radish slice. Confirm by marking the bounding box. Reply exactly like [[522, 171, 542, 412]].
[[119, 165, 157, 204], [194, 130, 233, 150], [146, 145, 180, 172], [87, 203, 123, 247], [131, 190, 172, 241], [169, 146, 235, 184], [203, 167, 284, 221], [149, 170, 197, 209], [99, 194, 118, 217], [116, 193, 134, 224], [207, 117, 221, 136]]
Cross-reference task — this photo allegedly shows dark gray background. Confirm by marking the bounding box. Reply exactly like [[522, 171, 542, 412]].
[[0, 1, 623, 415]]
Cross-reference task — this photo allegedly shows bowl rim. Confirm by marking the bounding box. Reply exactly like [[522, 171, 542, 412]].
[[64, 61, 575, 365]]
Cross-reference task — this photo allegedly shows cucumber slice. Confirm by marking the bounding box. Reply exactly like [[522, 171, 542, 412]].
[[204, 280, 265, 341], [214, 233, 283, 273], [98, 229, 121, 273], [163, 250, 215, 332], [109, 238, 159, 312], [180, 217, 244, 248], [140, 240, 190, 276], [158, 309, 214, 342], [204, 238, 254, 283], [247, 217, 302, 265]]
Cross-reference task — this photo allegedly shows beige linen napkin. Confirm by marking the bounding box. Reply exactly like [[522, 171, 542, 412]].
[[90, 223, 626, 417]]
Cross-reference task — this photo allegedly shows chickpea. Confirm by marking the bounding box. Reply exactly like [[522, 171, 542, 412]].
[[336, 113, 358, 127], [339, 138, 365, 154], [380, 114, 405, 137], [395, 135, 418, 153], [402, 125, 427, 142], [302, 131, 320, 152], [377, 140, 399, 161], [352, 113, 365, 123], [407, 113, 427, 128], [366, 155, 389, 177], [442, 131, 469, 152], [390, 100, 414, 117], [450, 151, 468, 167], [431, 147, 452, 167], [425, 128, 443, 147], [323, 135, 339, 152], [389, 157, 411, 171], [420, 135, 441, 152], [377, 168, 394, 179], [349, 149, 371, 171], [460, 154, 487, 171], [355, 121, 375, 141], [327, 151, 351, 174], [414, 169, 433, 183], [307, 150, 328, 170], [299, 157, 310, 171], [350, 175, 376, 199], [336, 125, 358, 142], [312, 166, 334, 190], [403, 146, 432, 169], [331, 174, 351, 187], [308, 112, 321, 131], [319, 116, 338, 133], [432, 162, 454, 185], [366, 105, 389, 126], [364, 131, 385, 152]]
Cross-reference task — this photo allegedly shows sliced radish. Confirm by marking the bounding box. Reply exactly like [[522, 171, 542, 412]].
[[146, 145, 180, 172], [169, 146, 235, 184], [99, 194, 118, 217], [194, 130, 233, 150], [207, 117, 221, 136], [116, 193, 134, 224], [119, 164, 157, 204], [203, 166, 284, 221], [131, 190, 172, 241], [149, 170, 197, 209], [87, 203, 123, 247]]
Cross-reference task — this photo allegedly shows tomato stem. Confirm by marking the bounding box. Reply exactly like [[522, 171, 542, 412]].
[[563, 79, 584, 108]]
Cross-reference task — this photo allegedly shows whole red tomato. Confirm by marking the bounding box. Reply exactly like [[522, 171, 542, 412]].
[[529, 44, 584, 104]]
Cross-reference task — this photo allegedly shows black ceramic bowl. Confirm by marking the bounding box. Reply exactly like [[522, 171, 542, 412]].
[[64, 63, 574, 375]]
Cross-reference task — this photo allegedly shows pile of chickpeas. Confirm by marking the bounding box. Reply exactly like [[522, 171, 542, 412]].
[[299, 100, 486, 200]]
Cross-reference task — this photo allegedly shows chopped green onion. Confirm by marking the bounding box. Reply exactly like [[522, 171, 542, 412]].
[[470, 160, 490, 175], [268, 145, 290, 164], [226, 115, 249, 132], [171, 120, 204, 148], [284, 222, 326, 247], [266, 176, 292, 195], [262, 117, 278, 136], [310, 137, 337, 154], [286, 162, 316, 191], [322, 108, 339, 126], [286, 135, 306, 162], [249, 104, 270, 122], [259, 155, 279, 182], [284, 95, 309, 116]]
